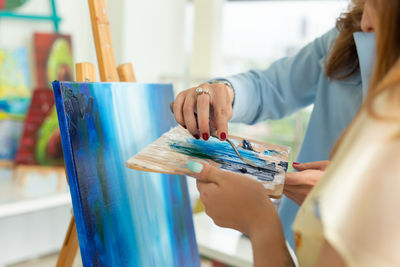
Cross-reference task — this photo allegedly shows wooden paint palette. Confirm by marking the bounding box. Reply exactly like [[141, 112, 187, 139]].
[[127, 126, 290, 198]]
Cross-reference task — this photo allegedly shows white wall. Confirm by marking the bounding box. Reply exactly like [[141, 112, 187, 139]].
[[57, 0, 97, 70], [119, 0, 187, 83], [190, 0, 224, 79], [0, 0, 187, 84]]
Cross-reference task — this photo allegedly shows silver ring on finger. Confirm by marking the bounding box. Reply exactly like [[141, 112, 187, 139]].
[[195, 87, 210, 97]]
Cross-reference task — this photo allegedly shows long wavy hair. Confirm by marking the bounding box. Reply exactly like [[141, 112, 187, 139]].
[[331, 0, 400, 156], [325, 0, 364, 80]]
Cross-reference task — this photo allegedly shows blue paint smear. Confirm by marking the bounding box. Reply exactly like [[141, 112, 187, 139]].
[[53, 81, 200, 267], [264, 149, 280, 156], [169, 137, 280, 182]]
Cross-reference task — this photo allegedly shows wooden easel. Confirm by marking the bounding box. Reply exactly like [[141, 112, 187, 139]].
[[56, 0, 136, 266]]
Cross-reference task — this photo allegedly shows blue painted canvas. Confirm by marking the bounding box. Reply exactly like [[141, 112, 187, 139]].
[[52, 81, 200, 267]]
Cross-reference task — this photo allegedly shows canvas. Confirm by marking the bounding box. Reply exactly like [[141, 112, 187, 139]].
[[53, 81, 200, 267], [0, 47, 31, 161], [127, 126, 290, 198]]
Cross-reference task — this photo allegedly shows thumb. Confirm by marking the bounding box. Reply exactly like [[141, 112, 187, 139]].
[[293, 160, 329, 171], [187, 161, 222, 184]]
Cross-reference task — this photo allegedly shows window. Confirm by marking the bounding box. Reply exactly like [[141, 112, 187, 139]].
[[221, 0, 348, 163]]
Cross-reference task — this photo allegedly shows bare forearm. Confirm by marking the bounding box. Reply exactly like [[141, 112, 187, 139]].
[[251, 227, 295, 267]]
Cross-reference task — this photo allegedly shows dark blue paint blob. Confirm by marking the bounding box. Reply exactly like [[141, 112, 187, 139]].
[[279, 161, 289, 172], [242, 139, 255, 152], [239, 168, 247, 173]]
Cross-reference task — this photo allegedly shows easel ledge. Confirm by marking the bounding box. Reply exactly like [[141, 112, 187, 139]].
[[0, 160, 14, 168], [13, 165, 65, 189]]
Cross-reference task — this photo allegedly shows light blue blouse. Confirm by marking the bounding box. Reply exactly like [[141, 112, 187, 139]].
[[219, 28, 364, 249]]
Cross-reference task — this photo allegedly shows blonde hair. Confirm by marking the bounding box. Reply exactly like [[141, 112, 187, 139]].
[[331, 0, 400, 157], [365, 0, 400, 119]]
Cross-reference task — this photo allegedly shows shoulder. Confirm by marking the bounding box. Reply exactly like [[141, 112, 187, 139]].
[[311, 28, 340, 57], [321, 28, 340, 47]]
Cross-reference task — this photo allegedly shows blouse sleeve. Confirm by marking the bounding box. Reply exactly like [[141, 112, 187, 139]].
[[213, 28, 338, 124], [318, 109, 400, 267]]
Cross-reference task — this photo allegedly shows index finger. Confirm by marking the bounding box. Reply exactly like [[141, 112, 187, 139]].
[[284, 171, 306, 186], [197, 85, 211, 140], [293, 160, 329, 171]]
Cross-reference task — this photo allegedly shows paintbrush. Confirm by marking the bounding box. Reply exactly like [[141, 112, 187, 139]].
[[169, 102, 260, 168]]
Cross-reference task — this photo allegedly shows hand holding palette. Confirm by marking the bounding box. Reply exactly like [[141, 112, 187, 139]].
[[127, 126, 290, 198]]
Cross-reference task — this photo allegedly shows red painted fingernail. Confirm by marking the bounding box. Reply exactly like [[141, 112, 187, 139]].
[[202, 133, 209, 141], [293, 162, 300, 165], [183, 125, 187, 129], [194, 134, 200, 139], [220, 132, 226, 140]]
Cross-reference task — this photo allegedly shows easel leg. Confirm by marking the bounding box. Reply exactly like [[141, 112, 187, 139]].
[[56, 216, 79, 267]]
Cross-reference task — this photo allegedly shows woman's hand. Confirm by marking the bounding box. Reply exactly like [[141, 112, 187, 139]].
[[173, 83, 234, 141], [284, 161, 330, 205], [188, 161, 280, 236], [188, 161, 295, 267]]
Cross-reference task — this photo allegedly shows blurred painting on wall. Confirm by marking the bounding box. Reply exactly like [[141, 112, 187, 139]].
[[0, 47, 31, 161], [15, 89, 63, 166], [0, 0, 29, 10], [14, 33, 73, 166], [34, 33, 74, 88]]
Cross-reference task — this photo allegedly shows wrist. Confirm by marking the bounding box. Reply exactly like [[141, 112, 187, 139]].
[[249, 215, 284, 245], [250, 220, 294, 267]]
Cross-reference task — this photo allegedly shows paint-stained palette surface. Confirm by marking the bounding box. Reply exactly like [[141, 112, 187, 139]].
[[127, 126, 290, 198]]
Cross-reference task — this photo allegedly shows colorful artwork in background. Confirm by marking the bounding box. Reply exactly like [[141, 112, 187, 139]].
[[0, 0, 29, 10], [0, 47, 31, 117], [34, 33, 74, 88], [52, 81, 200, 267], [127, 126, 290, 198], [15, 89, 63, 165], [0, 47, 31, 161], [0, 120, 23, 160], [14, 33, 74, 165]]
